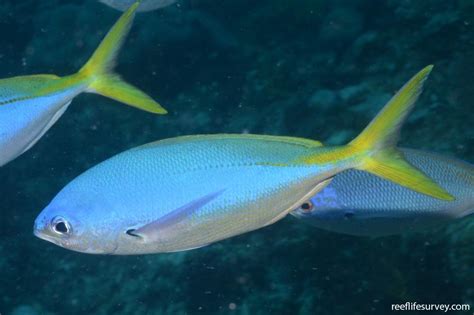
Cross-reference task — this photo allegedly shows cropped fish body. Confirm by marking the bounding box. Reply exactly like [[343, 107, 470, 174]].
[[99, 0, 177, 12], [0, 76, 81, 164], [34, 66, 454, 254], [291, 149, 474, 236], [0, 2, 165, 167]]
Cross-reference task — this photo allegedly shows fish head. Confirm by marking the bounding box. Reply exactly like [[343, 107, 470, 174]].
[[34, 191, 119, 254], [292, 186, 346, 220]]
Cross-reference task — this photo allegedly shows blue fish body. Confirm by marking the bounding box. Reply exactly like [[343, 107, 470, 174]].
[[34, 135, 331, 254], [0, 76, 84, 165], [291, 149, 474, 236]]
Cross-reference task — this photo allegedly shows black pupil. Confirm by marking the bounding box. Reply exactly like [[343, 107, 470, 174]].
[[301, 202, 312, 211], [55, 222, 68, 233]]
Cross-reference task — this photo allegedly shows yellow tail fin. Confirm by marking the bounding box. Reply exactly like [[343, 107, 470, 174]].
[[349, 65, 453, 200], [78, 1, 166, 114]]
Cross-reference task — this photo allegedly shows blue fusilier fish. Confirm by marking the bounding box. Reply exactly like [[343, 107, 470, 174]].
[[34, 66, 453, 254], [291, 149, 473, 237], [0, 2, 165, 167]]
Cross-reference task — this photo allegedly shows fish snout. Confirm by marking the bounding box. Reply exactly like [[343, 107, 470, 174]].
[[33, 215, 58, 245], [33, 215, 48, 238]]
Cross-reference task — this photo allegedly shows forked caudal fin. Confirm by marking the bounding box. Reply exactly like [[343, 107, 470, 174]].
[[77, 1, 167, 114], [349, 65, 453, 201], [302, 66, 454, 201]]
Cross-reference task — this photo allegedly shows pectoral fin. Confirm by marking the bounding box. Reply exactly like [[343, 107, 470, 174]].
[[132, 190, 225, 243]]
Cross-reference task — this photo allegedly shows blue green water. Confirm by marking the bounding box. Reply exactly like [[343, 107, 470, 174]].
[[1, 0, 473, 314]]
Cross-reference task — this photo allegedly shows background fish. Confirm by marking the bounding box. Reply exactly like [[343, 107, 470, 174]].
[[291, 149, 474, 237], [0, 2, 165, 167], [99, 0, 177, 12], [34, 66, 453, 255]]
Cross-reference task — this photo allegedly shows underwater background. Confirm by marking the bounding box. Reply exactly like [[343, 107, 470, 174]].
[[0, 0, 473, 314]]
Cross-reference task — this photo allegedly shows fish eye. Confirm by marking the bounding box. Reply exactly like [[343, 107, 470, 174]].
[[51, 217, 72, 235], [300, 201, 314, 213]]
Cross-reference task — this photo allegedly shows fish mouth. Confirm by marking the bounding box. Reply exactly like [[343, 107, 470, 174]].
[[33, 229, 61, 245], [34, 227, 117, 255]]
